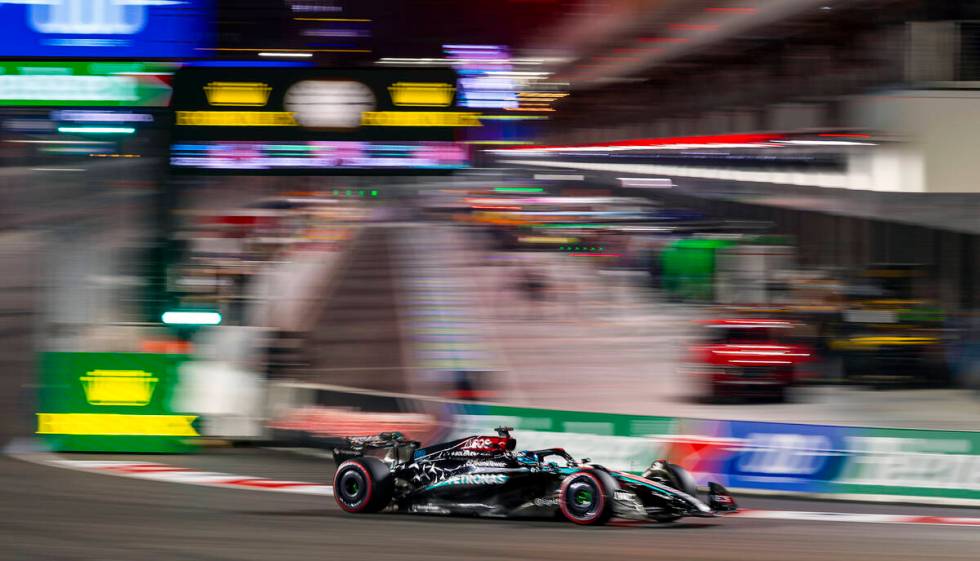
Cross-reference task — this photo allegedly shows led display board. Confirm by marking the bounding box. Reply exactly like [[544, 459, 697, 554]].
[[171, 140, 468, 172], [170, 66, 479, 142], [37, 352, 197, 453], [0, 0, 212, 58], [444, 44, 518, 109], [0, 61, 178, 107], [170, 67, 475, 172]]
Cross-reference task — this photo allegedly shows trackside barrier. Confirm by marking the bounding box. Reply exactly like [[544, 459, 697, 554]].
[[265, 383, 980, 506], [37, 352, 197, 453]]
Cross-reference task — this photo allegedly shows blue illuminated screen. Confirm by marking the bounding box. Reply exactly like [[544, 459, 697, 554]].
[[0, 0, 212, 58]]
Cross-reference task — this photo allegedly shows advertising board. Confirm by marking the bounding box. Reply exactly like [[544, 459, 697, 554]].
[[169, 67, 475, 172], [265, 384, 980, 504], [0, 1, 212, 58], [171, 67, 479, 142], [37, 352, 198, 453], [0, 62, 178, 107]]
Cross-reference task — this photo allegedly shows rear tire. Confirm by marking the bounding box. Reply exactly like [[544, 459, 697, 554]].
[[559, 470, 616, 525], [333, 457, 393, 513]]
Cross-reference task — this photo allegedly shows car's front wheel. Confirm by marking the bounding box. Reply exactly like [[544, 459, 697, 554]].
[[558, 470, 615, 525], [333, 457, 393, 513]]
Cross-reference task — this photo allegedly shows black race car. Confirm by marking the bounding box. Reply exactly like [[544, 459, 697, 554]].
[[331, 427, 736, 525]]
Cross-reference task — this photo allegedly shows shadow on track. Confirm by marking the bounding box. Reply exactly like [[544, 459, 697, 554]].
[[237, 508, 722, 531]]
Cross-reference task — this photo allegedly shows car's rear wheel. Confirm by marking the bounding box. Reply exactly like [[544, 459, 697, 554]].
[[333, 457, 393, 513], [559, 470, 615, 525]]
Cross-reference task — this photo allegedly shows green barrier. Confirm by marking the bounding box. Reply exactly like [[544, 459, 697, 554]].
[[456, 403, 675, 435], [450, 402, 980, 504], [269, 384, 980, 505], [37, 352, 198, 453], [830, 427, 980, 502], [448, 403, 678, 473]]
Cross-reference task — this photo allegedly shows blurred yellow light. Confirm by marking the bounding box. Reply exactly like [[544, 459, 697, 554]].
[[36, 413, 199, 436], [204, 82, 272, 106], [833, 336, 939, 350], [388, 82, 455, 106], [176, 111, 298, 126], [518, 236, 578, 244], [361, 111, 481, 127], [80, 370, 157, 406], [849, 336, 937, 346]]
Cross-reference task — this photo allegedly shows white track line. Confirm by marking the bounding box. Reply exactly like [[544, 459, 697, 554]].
[[17, 456, 980, 527], [731, 509, 980, 527], [21, 456, 333, 496]]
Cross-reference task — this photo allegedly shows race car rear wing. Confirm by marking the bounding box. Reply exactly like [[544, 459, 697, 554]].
[[333, 432, 421, 464]]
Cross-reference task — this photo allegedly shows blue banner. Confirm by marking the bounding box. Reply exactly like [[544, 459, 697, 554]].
[[714, 420, 852, 493]]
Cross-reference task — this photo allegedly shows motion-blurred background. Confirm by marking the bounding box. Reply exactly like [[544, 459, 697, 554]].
[[1, 1, 979, 559]]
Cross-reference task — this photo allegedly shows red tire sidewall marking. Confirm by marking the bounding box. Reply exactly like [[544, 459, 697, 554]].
[[334, 461, 374, 513], [559, 471, 606, 525]]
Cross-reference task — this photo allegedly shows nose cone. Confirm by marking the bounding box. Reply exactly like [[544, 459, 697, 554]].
[[707, 482, 738, 512]]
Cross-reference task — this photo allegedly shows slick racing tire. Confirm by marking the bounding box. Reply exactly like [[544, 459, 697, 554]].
[[333, 457, 393, 513], [559, 470, 616, 526]]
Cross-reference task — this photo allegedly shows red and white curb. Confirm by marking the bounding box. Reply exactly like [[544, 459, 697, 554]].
[[39, 458, 334, 497], [18, 457, 980, 528], [729, 509, 980, 527]]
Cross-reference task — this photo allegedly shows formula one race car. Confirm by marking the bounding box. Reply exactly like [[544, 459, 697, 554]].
[[331, 427, 737, 525]]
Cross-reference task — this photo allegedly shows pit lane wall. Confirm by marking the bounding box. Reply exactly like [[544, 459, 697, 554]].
[[268, 384, 980, 506]]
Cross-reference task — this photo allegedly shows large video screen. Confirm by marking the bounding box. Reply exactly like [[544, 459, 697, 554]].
[[170, 67, 478, 143], [0, 0, 212, 58], [170, 141, 468, 173]]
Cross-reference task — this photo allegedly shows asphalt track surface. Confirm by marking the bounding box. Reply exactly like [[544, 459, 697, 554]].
[[3, 449, 978, 561]]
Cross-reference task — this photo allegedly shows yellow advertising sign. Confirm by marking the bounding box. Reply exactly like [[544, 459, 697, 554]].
[[204, 82, 273, 106], [37, 413, 199, 437], [361, 111, 480, 127], [176, 111, 298, 126], [388, 82, 455, 107], [80, 370, 157, 406]]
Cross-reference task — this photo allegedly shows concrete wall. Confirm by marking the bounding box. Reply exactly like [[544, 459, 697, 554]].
[[849, 90, 980, 193]]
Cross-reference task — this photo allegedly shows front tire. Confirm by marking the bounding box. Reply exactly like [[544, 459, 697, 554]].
[[333, 457, 393, 513], [558, 470, 616, 525]]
